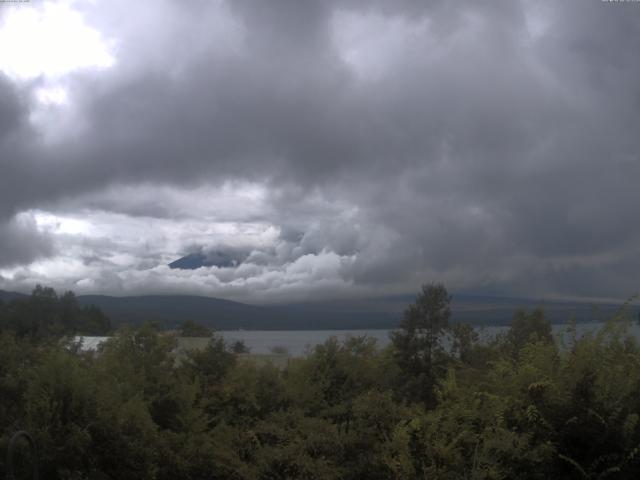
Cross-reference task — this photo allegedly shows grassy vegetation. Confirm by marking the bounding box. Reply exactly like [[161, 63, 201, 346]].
[[1, 284, 640, 479]]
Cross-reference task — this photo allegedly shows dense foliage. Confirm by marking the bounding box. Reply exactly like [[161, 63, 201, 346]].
[[0, 285, 112, 338], [1, 283, 640, 479]]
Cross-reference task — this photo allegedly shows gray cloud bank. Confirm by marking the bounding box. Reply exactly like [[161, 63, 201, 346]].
[[0, 0, 639, 302]]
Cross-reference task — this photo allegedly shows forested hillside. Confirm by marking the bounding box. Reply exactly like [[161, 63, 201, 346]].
[[1, 284, 640, 479], [3, 287, 632, 331]]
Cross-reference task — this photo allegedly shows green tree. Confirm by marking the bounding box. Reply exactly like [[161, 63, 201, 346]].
[[25, 350, 98, 479], [181, 335, 236, 388], [391, 282, 451, 407], [450, 322, 480, 365], [60, 291, 112, 335], [0, 286, 111, 338], [506, 307, 553, 356], [178, 320, 212, 337], [232, 339, 250, 354]]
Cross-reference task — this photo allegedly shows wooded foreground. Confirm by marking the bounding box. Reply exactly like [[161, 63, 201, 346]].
[[1, 284, 640, 479]]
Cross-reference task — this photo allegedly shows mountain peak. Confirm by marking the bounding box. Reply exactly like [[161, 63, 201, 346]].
[[168, 251, 238, 270]]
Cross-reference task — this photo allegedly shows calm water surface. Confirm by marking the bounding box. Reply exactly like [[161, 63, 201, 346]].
[[220, 322, 640, 356], [76, 322, 640, 357]]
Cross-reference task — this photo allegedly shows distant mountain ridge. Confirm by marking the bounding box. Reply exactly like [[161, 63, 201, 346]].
[[0, 289, 635, 330], [77, 294, 264, 329], [0, 290, 28, 302]]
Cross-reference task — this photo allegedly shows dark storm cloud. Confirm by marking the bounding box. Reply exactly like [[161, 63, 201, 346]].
[[0, 214, 53, 267], [0, 74, 24, 138], [1, 0, 639, 300]]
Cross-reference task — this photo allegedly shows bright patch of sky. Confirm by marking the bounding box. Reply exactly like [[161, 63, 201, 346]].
[[523, 2, 552, 42], [0, 0, 115, 142], [331, 10, 433, 81], [0, 0, 115, 81]]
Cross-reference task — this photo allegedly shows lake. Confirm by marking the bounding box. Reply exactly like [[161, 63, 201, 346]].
[[74, 321, 640, 357], [219, 321, 640, 356]]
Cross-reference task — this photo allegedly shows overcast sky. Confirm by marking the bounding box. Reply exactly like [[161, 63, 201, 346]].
[[0, 0, 639, 304]]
